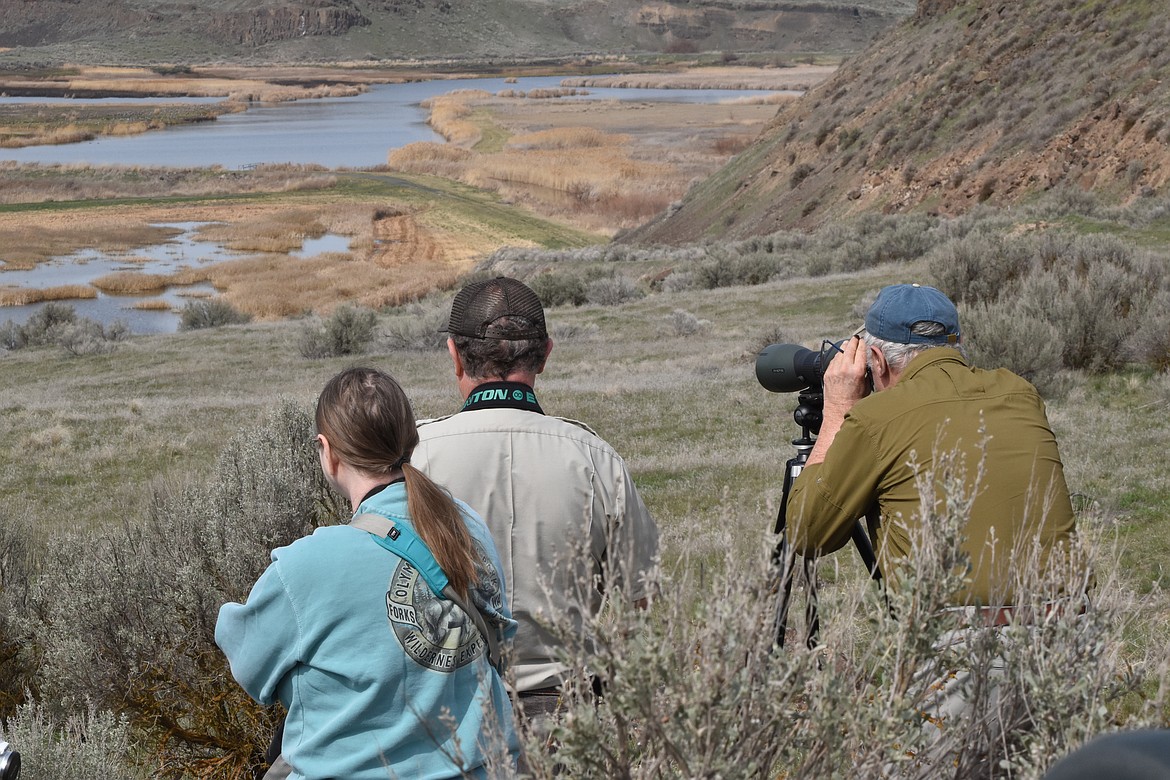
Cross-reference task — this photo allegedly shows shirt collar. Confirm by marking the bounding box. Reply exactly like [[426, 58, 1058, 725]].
[[460, 381, 544, 414]]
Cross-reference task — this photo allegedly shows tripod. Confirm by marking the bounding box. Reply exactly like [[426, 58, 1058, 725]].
[[773, 391, 883, 649]]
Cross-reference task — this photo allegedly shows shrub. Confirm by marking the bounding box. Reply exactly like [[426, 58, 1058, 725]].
[[960, 299, 1066, 397], [0, 515, 35, 722], [381, 300, 449, 352], [693, 254, 784, 289], [179, 299, 252, 330], [790, 163, 815, 188], [299, 305, 378, 358], [0, 702, 149, 780], [0, 303, 128, 355], [529, 272, 588, 308], [668, 309, 707, 337], [16, 302, 77, 347], [1128, 290, 1170, 371], [586, 276, 644, 306], [805, 214, 941, 276], [927, 232, 1033, 306], [1013, 236, 1156, 373], [519, 459, 1132, 779], [23, 402, 338, 778]]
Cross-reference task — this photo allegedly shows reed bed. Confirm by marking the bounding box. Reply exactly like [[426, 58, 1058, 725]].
[[194, 209, 328, 253], [0, 163, 335, 206], [558, 64, 836, 91], [89, 271, 171, 295], [0, 125, 93, 148], [26, 66, 368, 103], [504, 126, 619, 150], [129, 299, 173, 311], [0, 285, 95, 305], [494, 88, 588, 99], [423, 92, 487, 147], [387, 88, 778, 232], [199, 252, 462, 318]]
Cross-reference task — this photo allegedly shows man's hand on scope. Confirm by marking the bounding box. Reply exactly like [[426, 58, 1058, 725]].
[[807, 336, 871, 466]]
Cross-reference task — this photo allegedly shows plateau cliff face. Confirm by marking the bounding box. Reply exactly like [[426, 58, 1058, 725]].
[[206, 2, 371, 46], [628, 0, 1170, 243], [0, 0, 913, 62]]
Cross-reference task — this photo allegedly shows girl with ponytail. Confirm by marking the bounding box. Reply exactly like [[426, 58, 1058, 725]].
[[217, 367, 517, 780]]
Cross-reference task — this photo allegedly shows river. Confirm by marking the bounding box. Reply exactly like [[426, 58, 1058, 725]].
[[0, 76, 793, 169]]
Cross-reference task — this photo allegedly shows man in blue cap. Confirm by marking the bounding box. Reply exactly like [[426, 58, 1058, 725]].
[[787, 282, 1076, 606], [786, 282, 1080, 755]]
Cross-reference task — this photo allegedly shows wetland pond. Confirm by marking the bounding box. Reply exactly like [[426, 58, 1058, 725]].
[[0, 76, 793, 333]]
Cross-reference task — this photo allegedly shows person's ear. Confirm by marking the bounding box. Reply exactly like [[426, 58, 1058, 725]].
[[446, 337, 465, 380], [317, 434, 340, 479], [868, 344, 892, 389], [535, 337, 553, 374]]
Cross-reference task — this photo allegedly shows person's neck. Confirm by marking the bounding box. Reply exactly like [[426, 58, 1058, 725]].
[[343, 470, 402, 512], [458, 372, 537, 400]]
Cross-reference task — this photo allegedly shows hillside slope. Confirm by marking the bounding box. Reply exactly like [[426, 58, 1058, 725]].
[[0, 0, 913, 64], [628, 0, 1170, 243]]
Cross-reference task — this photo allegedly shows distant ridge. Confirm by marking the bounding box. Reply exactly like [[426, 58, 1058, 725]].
[[0, 0, 913, 65], [628, 0, 1170, 243]]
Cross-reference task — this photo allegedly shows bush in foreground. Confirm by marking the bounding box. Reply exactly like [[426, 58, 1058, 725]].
[[521, 452, 1145, 779]]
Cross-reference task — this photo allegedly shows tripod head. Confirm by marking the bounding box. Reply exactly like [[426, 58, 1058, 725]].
[[791, 390, 824, 442]]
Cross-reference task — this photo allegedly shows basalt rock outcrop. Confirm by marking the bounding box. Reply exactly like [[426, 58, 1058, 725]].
[[206, 1, 371, 46]]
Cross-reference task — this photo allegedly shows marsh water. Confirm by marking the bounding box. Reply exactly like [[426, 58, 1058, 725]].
[[0, 76, 791, 169], [0, 76, 792, 333]]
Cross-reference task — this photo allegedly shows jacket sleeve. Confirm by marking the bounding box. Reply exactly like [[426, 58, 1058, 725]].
[[786, 414, 882, 558], [608, 462, 659, 602], [214, 557, 301, 706]]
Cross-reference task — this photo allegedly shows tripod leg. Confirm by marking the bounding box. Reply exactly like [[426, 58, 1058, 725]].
[[803, 555, 820, 650], [774, 535, 797, 647]]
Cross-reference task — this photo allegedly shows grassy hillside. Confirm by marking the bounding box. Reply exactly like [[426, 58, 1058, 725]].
[[0, 0, 913, 65], [630, 0, 1170, 242]]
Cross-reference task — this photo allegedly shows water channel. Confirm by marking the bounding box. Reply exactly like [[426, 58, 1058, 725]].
[[0, 76, 794, 334]]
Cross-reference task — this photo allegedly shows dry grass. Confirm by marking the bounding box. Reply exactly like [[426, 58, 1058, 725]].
[[0, 124, 93, 148], [0, 162, 336, 208], [387, 87, 780, 233], [90, 271, 171, 295], [129, 299, 173, 311], [423, 90, 492, 146], [558, 64, 837, 91], [0, 65, 365, 103], [0, 193, 553, 320], [0, 285, 96, 305], [197, 252, 461, 318], [172, 208, 327, 254], [504, 126, 618, 150]]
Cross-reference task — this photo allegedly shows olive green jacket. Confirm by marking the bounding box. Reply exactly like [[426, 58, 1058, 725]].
[[787, 348, 1075, 605]]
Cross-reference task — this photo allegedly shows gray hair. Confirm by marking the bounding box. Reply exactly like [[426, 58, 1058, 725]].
[[451, 321, 548, 379], [862, 320, 967, 372]]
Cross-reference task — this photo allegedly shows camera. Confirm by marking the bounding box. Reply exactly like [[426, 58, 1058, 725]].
[[0, 740, 20, 780], [754, 342, 837, 394]]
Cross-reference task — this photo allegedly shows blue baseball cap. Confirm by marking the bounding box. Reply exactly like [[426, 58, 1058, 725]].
[[864, 284, 960, 345]]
